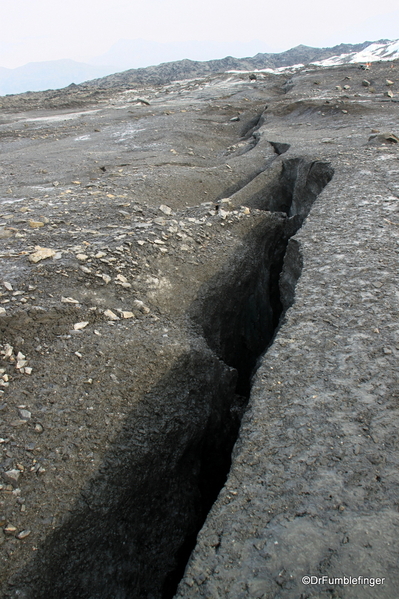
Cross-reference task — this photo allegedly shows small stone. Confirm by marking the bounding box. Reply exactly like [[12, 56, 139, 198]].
[[362, 80, 371, 87], [159, 204, 172, 216], [28, 247, 56, 263], [24, 367, 32, 375], [3, 282, 13, 291], [102, 274, 111, 284], [3, 469, 20, 486], [104, 309, 119, 321], [385, 90, 394, 98], [34, 423, 44, 433], [0, 228, 13, 239], [4, 524, 17, 536], [121, 311, 135, 319], [19, 409, 31, 420], [0, 307, 6, 315], [343, 85, 350, 90], [61, 296, 79, 304], [74, 351, 83, 359], [16, 352, 27, 370], [73, 322, 89, 330], [16, 529, 31, 540], [133, 300, 150, 314], [29, 220, 45, 228], [386, 79, 394, 86], [76, 254, 89, 261], [230, 116, 240, 121]]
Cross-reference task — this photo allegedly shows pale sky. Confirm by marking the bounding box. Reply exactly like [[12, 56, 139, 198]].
[[1, 0, 399, 68]]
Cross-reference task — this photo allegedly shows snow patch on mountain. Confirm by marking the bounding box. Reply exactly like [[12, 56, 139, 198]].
[[313, 40, 399, 67]]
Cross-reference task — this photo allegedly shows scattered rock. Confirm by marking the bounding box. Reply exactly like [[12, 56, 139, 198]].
[[159, 204, 172, 216], [133, 300, 150, 314], [0, 228, 13, 239], [29, 220, 45, 228], [103, 309, 119, 321], [19, 409, 31, 420], [16, 529, 31, 540], [73, 322, 89, 330], [28, 247, 56, 263], [121, 311, 135, 319], [61, 297, 79, 304], [3, 470, 21, 487]]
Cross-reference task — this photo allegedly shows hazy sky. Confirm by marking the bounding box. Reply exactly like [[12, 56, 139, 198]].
[[1, 0, 399, 68]]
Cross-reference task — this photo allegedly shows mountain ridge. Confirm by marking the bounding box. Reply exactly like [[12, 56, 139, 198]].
[[1, 39, 396, 97]]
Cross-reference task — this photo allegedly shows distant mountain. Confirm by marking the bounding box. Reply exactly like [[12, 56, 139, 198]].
[[82, 41, 379, 90], [0, 59, 115, 96]]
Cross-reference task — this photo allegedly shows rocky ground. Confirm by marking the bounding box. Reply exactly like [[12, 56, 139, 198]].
[[0, 59, 398, 598]]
